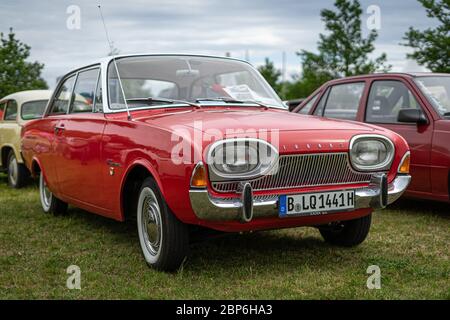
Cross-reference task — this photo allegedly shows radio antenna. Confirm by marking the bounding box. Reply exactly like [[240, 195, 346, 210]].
[[98, 5, 132, 120]]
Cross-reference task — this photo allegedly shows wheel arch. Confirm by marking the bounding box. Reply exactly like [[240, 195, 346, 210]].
[[119, 159, 164, 222], [1, 145, 18, 169]]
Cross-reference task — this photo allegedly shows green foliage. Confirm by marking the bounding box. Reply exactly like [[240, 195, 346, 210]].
[[257, 58, 282, 95], [0, 28, 48, 98], [403, 0, 450, 73], [287, 0, 390, 99]]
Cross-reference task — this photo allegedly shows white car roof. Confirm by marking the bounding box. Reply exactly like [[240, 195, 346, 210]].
[[1, 90, 53, 106]]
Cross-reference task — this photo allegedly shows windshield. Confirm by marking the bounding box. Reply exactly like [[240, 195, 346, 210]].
[[21, 100, 48, 120], [414, 76, 450, 117], [108, 55, 285, 110]]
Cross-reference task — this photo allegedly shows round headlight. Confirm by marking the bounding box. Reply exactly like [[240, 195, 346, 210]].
[[207, 138, 278, 181], [212, 143, 259, 174], [350, 135, 394, 171]]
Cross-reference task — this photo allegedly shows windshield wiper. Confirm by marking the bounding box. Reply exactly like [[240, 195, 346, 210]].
[[443, 112, 450, 117], [195, 97, 269, 109], [127, 97, 200, 108]]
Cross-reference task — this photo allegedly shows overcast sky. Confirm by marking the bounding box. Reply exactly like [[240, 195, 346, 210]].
[[0, 0, 437, 88]]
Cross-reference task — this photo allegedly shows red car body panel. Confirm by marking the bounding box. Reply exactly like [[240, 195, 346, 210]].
[[295, 73, 450, 203], [22, 105, 409, 232]]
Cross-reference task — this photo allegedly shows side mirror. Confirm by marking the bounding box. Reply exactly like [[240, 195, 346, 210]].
[[398, 109, 428, 125]]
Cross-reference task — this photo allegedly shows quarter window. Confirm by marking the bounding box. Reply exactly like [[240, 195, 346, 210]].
[[50, 75, 76, 115], [70, 68, 100, 113], [4, 100, 18, 121], [21, 100, 48, 120], [366, 80, 421, 124], [94, 72, 103, 112], [298, 93, 319, 115], [322, 82, 365, 120]]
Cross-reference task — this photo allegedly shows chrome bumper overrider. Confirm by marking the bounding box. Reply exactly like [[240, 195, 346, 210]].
[[189, 174, 411, 222]]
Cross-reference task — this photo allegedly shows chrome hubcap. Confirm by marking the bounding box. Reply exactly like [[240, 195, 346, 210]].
[[8, 157, 18, 185], [141, 190, 162, 256]]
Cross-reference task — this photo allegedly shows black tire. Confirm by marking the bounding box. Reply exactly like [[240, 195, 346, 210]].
[[39, 172, 68, 216], [7, 151, 28, 188], [319, 214, 372, 247], [136, 177, 189, 271]]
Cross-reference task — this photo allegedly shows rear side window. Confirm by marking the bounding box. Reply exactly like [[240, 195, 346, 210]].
[[366, 80, 421, 124], [50, 75, 76, 115], [298, 93, 319, 115], [4, 100, 18, 121], [70, 68, 100, 113], [322, 82, 365, 120], [21, 100, 48, 120]]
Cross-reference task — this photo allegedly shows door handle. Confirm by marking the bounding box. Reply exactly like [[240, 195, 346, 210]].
[[106, 159, 121, 167], [54, 124, 65, 134]]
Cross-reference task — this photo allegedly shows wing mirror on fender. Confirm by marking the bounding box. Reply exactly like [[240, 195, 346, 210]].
[[397, 109, 429, 125]]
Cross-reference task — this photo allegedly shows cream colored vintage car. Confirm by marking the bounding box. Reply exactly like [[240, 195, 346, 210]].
[[0, 90, 53, 188]]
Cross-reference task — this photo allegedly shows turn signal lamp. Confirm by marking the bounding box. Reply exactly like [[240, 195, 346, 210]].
[[398, 152, 410, 174], [191, 162, 207, 188]]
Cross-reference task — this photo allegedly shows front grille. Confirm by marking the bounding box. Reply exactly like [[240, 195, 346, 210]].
[[211, 152, 373, 193]]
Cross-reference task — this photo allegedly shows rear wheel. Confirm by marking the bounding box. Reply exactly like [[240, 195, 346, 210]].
[[319, 214, 372, 247], [39, 172, 68, 215], [136, 177, 189, 271], [7, 151, 28, 188]]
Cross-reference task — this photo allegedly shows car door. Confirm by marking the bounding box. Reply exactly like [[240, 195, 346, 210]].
[[53, 67, 109, 212], [41, 74, 77, 194], [364, 79, 433, 193]]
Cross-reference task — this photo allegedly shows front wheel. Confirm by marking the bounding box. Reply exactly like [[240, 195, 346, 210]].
[[319, 213, 372, 247], [7, 151, 28, 188], [136, 177, 189, 271], [39, 172, 68, 215]]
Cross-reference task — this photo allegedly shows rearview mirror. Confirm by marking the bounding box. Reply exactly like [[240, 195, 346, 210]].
[[397, 109, 428, 125]]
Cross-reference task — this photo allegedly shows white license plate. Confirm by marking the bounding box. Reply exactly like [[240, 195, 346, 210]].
[[279, 190, 355, 217]]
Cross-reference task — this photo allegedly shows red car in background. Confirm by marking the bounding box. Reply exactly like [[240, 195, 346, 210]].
[[294, 73, 450, 203]]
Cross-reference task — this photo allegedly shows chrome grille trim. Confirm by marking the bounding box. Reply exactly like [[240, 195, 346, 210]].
[[211, 152, 374, 193]]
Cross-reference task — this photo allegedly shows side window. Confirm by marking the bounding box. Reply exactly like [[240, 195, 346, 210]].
[[0, 101, 6, 120], [70, 68, 100, 113], [4, 100, 18, 121], [366, 80, 421, 124], [298, 93, 319, 115], [322, 82, 365, 120], [50, 75, 76, 115]]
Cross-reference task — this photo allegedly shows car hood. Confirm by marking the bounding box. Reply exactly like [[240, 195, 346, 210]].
[[136, 107, 375, 134]]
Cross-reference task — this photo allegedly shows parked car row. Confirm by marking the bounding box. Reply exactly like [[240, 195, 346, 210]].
[[3, 54, 442, 272], [294, 73, 450, 203]]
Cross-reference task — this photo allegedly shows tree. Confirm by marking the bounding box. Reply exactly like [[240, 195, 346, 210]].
[[287, 0, 390, 99], [403, 0, 450, 73], [258, 58, 282, 95], [0, 28, 47, 97]]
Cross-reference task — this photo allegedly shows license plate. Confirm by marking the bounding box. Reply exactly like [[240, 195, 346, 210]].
[[279, 190, 355, 217]]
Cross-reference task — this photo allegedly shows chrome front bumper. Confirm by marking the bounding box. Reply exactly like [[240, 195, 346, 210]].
[[189, 174, 411, 222]]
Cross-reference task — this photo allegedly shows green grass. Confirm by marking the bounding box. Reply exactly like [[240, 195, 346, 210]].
[[0, 173, 449, 299]]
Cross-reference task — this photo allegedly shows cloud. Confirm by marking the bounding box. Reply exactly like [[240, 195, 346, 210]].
[[0, 0, 437, 88]]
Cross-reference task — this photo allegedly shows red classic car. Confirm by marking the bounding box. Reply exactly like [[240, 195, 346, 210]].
[[22, 54, 411, 271], [294, 73, 450, 203]]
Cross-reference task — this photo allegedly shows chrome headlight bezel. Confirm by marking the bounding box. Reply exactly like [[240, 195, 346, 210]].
[[206, 138, 279, 181], [349, 134, 395, 172]]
